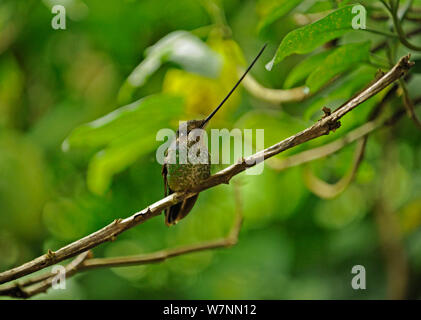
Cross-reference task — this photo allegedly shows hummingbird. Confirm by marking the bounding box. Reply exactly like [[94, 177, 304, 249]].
[[162, 44, 267, 226]]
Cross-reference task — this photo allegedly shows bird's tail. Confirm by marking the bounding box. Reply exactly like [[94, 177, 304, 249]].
[[165, 194, 199, 226]]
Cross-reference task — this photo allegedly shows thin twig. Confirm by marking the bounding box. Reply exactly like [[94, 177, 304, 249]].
[[0, 55, 413, 287], [267, 96, 421, 172], [293, 12, 330, 26], [375, 201, 409, 299], [364, 28, 398, 39]]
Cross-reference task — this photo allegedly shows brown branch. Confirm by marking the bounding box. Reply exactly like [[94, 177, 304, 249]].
[[0, 251, 92, 299], [267, 121, 376, 171], [0, 54, 413, 287], [0, 183, 243, 299], [371, 26, 421, 53]]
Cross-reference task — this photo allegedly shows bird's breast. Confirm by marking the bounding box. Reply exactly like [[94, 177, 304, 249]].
[[165, 137, 211, 191]]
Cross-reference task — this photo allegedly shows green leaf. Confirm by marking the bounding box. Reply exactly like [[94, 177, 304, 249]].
[[284, 50, 331, 89], [119, 31, 222, 103], [267, 4, 360, 69], [305, 41, 371, 93], [257, 0, 303, 32], [63, 94, 184, 195]]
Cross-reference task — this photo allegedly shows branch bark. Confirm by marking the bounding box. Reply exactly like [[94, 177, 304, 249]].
[[0, 54, 413, 287]]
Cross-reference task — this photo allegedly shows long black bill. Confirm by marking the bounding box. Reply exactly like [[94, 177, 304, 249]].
[[200, 43, 267, 128]]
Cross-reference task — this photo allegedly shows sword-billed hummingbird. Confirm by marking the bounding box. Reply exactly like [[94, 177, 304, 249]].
[[162, 44, 266, 226]]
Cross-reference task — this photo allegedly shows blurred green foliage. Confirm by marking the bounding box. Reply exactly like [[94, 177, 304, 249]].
[[1, 0, 421, 300]]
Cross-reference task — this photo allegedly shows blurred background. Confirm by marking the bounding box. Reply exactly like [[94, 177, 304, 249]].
[[1, 0, 421, 299]]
